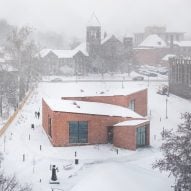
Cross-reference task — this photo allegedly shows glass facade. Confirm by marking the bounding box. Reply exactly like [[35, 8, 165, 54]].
[[69, 121, 88, 143], [136, 126, 146, 147]]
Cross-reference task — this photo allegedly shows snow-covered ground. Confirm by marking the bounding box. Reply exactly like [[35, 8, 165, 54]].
[[0, 80, 190, 191]]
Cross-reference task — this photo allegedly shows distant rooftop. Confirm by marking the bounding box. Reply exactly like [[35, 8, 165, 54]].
[[61, 87, 147, 98], [173, 40, 191, 47], [139, 34, 167, 48]]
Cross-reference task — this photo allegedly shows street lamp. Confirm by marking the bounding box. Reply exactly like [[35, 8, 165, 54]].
[[166, 96, 168, 119]]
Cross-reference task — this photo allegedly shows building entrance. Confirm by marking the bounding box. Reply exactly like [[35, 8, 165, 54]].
[[107, 127, 113, 143]]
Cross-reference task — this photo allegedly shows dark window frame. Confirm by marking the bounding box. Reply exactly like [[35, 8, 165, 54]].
[[69, 121, 88, 144]]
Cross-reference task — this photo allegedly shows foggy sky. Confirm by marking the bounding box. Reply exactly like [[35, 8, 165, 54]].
[[0, 0, 191, 39]]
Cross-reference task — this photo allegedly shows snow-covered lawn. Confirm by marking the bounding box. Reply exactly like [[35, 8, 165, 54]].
[[0, 80, 190, 191]]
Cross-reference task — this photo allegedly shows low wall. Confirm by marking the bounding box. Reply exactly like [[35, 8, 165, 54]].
[[0, 90, 33, 137]]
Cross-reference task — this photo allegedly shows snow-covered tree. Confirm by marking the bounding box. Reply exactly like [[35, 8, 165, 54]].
[[153, 112, 191, 191]]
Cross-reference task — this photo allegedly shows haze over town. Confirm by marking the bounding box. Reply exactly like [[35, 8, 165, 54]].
[[0, 0, 191, 191], [0, 0, 191, 40]]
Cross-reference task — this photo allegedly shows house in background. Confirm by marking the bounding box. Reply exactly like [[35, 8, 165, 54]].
[[134, 34, 169, 66], [42, 87, 149, 150], [38, 14, 133, 75], [134, 26, 184, 47]]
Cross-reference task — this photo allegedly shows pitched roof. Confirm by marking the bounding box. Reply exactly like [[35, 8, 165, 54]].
[[52, 50, 75, 59], [44, 98, 143, 118], [101, 35, 114, 45], [173, 41, 191, 47], [87, 13, 101, 27], [73, 43, 89, 56], [139, 34, 167, 48], [38, 49, 52, 58]]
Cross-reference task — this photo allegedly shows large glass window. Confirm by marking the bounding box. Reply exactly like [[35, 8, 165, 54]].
[[136, 127, 146, 147], [69, 121, 88, 143]]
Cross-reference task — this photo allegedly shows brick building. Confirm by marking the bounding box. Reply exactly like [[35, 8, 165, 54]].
[[134, 26, 184, 47], [38, 14, 133, 75], [169, 57, 191, 98], [42, 88, 149, 150], [134, 34, 169, 66]]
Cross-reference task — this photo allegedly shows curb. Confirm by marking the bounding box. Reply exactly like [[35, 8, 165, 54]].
[[0, 90, 33, 137]]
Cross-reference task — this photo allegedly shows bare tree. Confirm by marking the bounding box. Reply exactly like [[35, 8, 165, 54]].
[[153, 112, 191, 191], [6, 26, 37, 101], [0, 173, 32, 191]]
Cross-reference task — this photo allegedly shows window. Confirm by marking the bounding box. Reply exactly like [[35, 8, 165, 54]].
[[69, 121, 88, 143], [129, 99, 135, 111], [136, 126, 146, 147], [48, 116, 52, 137]]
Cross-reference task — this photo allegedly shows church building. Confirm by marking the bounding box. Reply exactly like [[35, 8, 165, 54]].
[[38, 14, 133, 75]]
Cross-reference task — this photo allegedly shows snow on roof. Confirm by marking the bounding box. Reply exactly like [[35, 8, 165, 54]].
[[44, 98, 143, 118], [87, 13, 101, 27], [38, 49, 52, 58], [101, 35, 115, 45], [114, 119, 149, 126], [62, 86, 146, 98], [173, 40, 191, 47], [139, 34, 167, 48], [162, 54, 176, 61], [73, 42, 89, 56], [52, 50, 75, 59]]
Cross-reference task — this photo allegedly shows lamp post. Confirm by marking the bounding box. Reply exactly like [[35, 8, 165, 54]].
[[166, 96, 168, 119]]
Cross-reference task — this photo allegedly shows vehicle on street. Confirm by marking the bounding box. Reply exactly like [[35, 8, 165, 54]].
[[132, 76, 144, 81]]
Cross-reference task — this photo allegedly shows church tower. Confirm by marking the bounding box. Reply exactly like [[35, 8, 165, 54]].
[[86, 13, 101, 59]]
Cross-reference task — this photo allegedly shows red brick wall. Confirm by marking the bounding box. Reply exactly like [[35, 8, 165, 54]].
[[113, 126, 136, 150], [62, 89, 147, 116], [134, 48, 168, 66], [113, 123, 150, 150], [42, 98, 136, 147]]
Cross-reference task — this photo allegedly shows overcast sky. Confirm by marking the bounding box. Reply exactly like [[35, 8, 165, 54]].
[[0, 0, 191, 39]]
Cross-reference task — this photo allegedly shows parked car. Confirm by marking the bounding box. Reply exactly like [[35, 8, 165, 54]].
[[148, 72, 158, 77], [132, 76, 144, 81], [51, 78, 63, 82]]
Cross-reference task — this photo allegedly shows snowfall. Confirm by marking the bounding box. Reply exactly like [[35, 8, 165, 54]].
[[0, 76, 190, 191]]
